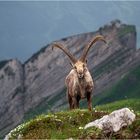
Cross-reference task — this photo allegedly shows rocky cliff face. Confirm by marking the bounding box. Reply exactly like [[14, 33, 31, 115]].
[[0, 20, 140, 138], [0, 59, 24, 137]]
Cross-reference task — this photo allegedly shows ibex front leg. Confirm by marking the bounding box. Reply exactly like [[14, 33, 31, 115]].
[[68, 89, 79, 109], [72, 96, 79, 109]]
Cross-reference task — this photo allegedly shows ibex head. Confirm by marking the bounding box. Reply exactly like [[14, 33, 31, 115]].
[[52, 35, 106, 79]]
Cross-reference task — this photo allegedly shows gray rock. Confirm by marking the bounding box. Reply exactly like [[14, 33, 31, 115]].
[[84, 108, 136, 132]]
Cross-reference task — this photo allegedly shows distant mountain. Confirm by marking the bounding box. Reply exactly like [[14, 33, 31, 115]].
[[0, 20, 140, 138]]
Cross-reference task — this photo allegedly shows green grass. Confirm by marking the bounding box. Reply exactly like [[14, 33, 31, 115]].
[[93, 64, 140, 106], [7, 98, 140, 139], [8, 109, 107, 139], [95, 99, 140, 113]]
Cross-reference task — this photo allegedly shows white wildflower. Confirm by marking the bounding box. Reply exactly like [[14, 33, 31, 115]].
[[55, 119, 62, 122], [81, 113, 84, 116], [79, 126, 84, 130]]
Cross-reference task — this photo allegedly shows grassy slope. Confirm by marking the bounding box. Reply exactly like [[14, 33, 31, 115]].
[[7, 99, 140, 139], [93, 64, 140, 106]]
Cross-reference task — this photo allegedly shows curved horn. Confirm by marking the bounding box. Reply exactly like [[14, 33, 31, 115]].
[[52, 42, 77, 63], [80, 35, 107, 62]]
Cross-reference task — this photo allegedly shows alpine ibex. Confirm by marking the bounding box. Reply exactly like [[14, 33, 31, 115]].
[[52, 35, 106, 111]]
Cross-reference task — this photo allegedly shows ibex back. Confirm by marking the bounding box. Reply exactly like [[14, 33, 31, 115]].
[[52, 35, 106, 111]]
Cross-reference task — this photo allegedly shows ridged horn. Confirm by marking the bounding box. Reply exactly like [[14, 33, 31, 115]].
[[80, 35, 107, 62], [52, 42, 77, 64]]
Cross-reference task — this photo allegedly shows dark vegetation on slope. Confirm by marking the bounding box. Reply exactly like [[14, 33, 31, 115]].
[[0, 60, 10, 70], [118, 25, 136, 38], [23, 88, 67, 121], [24, 44, 49, 64], [92, 46, 134, 79], [94, 64, 140, 106]]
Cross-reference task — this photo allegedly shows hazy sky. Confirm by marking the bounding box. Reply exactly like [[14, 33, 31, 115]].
[[0, 1, 140, 62]]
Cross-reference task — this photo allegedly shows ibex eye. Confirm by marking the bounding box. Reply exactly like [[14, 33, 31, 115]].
[[74, 66, 77, 69]]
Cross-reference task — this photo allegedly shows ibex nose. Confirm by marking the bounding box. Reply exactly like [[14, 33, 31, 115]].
[[79, 71, 82, 74], [78, 70, 84, 78], [78, 70, 83, 75]]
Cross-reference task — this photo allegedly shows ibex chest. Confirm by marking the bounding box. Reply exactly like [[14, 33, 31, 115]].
[[77, 75, 93, 98]]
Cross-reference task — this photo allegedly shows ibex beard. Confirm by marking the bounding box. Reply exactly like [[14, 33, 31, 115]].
[[52, 35, 106, 111]]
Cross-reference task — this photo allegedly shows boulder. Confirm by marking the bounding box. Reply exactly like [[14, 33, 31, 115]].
[[84, 108, 135, 132]]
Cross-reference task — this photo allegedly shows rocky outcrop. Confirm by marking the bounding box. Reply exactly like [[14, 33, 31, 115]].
[[84, 108, 136, 132], [0, 20, 140, 138]]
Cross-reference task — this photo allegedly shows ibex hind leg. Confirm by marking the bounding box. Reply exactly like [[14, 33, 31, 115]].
[[87, 92, 92, 111], [68, 93, 73, 110], [76, 95, 80, 108]]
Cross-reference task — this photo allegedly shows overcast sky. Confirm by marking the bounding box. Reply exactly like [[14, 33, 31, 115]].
[[0, 1, 140, 62]]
